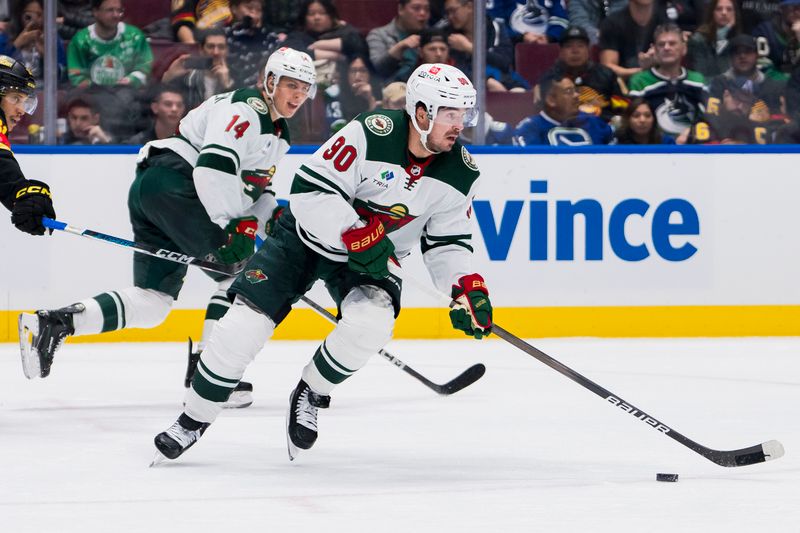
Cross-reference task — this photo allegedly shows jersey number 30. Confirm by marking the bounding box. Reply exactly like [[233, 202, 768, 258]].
[[322, 136, 357, 172], [225, 115, 250, 139]]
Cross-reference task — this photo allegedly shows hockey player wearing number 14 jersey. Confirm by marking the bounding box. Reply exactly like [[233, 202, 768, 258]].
[[19, 48, 316, 401], [152, 63, 495, 463]]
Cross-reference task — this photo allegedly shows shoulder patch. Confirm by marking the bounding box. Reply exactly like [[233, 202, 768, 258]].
[[247, 96, 269, 115], [364, 114, 394, 136], [461, 146, 478, 171]]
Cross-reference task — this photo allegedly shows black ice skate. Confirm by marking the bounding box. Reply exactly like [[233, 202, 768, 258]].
[[185, 338, 254, 408], [151, 414, 210, 465], [286, 379, 330, 461], [18, 304, 83, 379]]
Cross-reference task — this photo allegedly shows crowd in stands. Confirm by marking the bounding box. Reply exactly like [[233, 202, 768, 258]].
[[1, 0, 800, 145]]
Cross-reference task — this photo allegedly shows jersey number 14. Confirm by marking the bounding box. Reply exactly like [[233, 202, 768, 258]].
[[225, 115, 250, 139]]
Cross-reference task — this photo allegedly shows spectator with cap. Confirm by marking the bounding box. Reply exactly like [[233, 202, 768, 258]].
[[753, 0, 800, 77], [687, 79, 782, 143], [708, 34, 785, 115], [514, 75, 613, 145], [417, 28, 451, 65], [536, 25, 626, 121], [628, 23, 708, 136], [367, 0, 431, 83], [687, 0, 743, 78]]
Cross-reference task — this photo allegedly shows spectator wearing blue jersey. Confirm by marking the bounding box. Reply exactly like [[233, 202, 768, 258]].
[[514, 75, 614, 145], [489, 0, 569, 44]]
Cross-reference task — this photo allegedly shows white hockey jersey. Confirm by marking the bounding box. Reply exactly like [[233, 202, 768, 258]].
[[289, 109, 482, 294], [139, 88, 290, 231]]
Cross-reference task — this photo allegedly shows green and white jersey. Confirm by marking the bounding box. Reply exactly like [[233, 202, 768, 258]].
[[290, 109, 482, 293], [628, 67, 708, 135], [141, 88, 290, 230], [66, 22, 153, 87]]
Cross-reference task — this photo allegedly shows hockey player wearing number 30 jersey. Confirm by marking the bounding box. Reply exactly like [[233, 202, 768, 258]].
[[18, 48, 316, 400], [152, 63, 495, 464]]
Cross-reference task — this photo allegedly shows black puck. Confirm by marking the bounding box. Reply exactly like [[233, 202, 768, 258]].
[[656, 473, 679, 482]]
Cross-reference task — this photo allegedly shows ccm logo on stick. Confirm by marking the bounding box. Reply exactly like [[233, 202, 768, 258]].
[[156, 249, 195, 263]]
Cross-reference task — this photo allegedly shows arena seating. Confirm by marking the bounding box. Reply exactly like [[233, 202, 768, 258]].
[[334, 0, 398, 35], [514, 43, 560, 87], [149, 41, 200, 81], [123, 0, 171, 31], [485, 90, 535, 128]]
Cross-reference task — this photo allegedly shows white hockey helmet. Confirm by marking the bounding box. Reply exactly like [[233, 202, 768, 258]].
[[405, 63, 478, 138], [263, 47, 317, 100]]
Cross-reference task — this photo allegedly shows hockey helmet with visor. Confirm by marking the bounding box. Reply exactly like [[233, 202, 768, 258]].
[[406, 63, 478, 133], [0, 55, 37, 115]]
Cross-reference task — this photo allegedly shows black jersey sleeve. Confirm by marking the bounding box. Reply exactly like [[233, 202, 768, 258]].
[[0, 134, 27, 212]]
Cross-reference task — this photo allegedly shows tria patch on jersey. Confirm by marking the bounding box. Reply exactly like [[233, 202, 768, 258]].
[[461, 146, 478, 171], [365, 114, 394, 136], [246, 97, 269, 115], [244, 269, 268, 283]]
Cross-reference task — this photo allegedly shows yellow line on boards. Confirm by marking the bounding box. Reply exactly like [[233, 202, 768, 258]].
[[2, 306, 800, 343]]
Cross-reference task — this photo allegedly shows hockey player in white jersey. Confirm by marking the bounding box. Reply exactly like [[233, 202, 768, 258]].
[[18, 48, 316, 409], [152, 63, 494, 463]]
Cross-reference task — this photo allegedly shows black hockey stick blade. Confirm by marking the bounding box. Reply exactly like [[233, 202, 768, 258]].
[[299, 295, 484, 395], [438, 363, 486, 395]]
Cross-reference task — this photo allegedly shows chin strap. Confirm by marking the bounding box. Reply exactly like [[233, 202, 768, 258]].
[[411, 114, 442, 155]]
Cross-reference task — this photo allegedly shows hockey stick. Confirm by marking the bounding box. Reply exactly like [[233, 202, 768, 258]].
[[298, 295, 485, 396], [42, 217, 483, 395], [392, 265, 784, 468], [42, 217, 248, 276]]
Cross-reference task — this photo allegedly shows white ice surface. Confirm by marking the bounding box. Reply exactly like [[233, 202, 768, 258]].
[[2, 338, 798, 532]]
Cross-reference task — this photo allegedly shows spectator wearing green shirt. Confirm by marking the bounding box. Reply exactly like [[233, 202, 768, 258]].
[[66, 0, 152, 89]]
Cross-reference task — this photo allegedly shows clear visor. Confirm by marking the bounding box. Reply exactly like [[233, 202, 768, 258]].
[[434, 106, 479, 128], [4, 91, 38, 115]]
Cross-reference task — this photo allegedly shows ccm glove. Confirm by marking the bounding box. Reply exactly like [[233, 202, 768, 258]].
[[214, 216, 258, 264], [341, 214, 396, 279], [449, 273, 492, 339], [11, 180, 56, 236], [263, 206, 284, 237]]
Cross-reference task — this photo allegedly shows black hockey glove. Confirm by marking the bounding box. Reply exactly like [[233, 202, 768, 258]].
[[11, 180, 56, 236]]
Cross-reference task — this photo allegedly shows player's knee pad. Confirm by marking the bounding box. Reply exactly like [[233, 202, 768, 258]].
[[118, 287, 173, 329], [201, 296, 275, 378], [326, 285, 395, 365]]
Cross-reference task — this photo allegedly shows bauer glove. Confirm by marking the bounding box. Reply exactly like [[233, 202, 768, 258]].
[[341, 214, 396, 279], [214, 216, 257, 264], [449, 273, 492, 339], [11, 180, 56, 236]]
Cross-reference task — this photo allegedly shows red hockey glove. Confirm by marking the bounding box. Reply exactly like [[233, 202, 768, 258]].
[[449, 273, 492, 339], [341, 215, 396, 279]]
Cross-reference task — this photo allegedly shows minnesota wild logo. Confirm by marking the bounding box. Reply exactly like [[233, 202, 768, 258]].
[[461, 146, 478, 171], [365, 114, 393, 136], [245, 269, 268, 284], [355, 200, 416, 232], [247, 97, 269, 115]]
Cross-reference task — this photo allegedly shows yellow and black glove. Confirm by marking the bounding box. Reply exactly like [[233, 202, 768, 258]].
[[12, 180, 55, 236]]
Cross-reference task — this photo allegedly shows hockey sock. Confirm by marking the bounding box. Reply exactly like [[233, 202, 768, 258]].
[[185, 298, 274, 423], [71, 287, 173, 335], [302, 286, 394, 395]]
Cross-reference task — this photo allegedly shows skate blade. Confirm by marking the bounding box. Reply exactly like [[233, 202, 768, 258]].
[[149, 451, 169, 468], [223, 390, 254, 409], [18, 313, 41, 380], [285, 404, 299, 462]]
